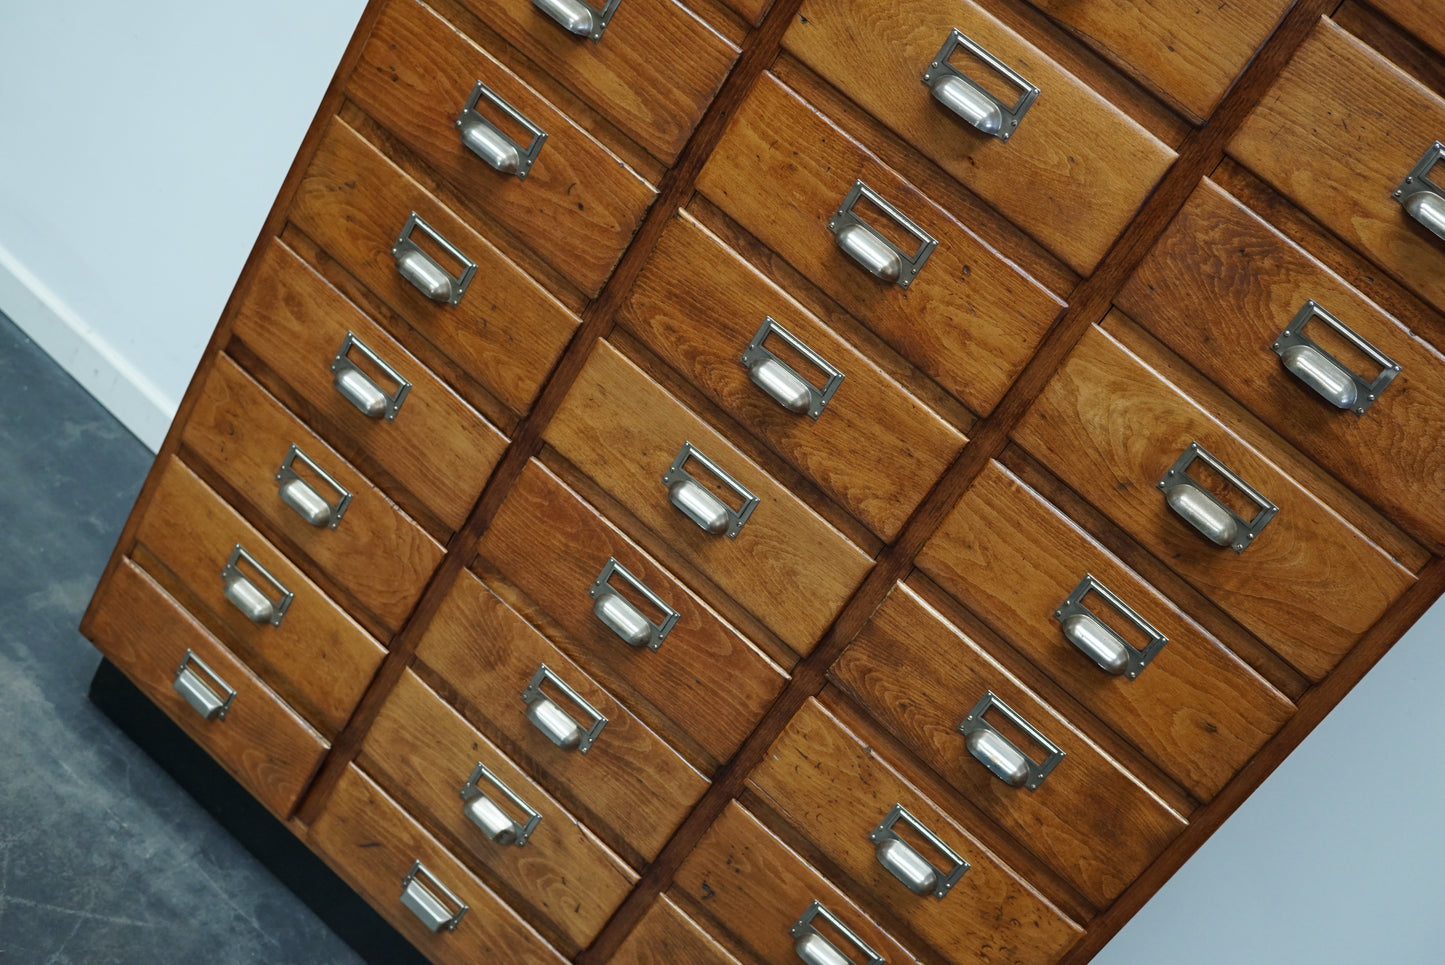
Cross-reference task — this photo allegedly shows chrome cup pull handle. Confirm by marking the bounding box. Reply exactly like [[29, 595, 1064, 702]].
[[958, 691, 1064, 791], [455, 81, 548, 179], [274, 444, 352, 530], [587, 557, 679, 652], [1157, 442, 1277, 553], [521, 665, 608, 753], [867, 804, 969, 901], [739, 316, 845, 420], [827, 180, 937, 288], [661, 442, 759, 539], [532, 0, 621, 42], [172, 650, 236, 722], [399, 861, 469, 933], [789, 901, 884, 965], [1053, 574, 1168, 680], [921, 29, 1039, 141], [391, 213, 477, 306], [1394, 141, 1445, 241], [459, 763, 542, 847], [220, 544, 294, 627], [1271, 301, 1401, 416], [330, 332, 412, 422]]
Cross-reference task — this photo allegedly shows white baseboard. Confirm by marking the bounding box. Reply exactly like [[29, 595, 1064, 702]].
[[0, 243, 174, 452]]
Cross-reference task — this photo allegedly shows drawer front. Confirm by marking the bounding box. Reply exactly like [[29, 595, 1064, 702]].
[[917, 460, 1295, 802], [673, 801, 918, 964], [1118, 179, 1445, 549], [831, 582, 1188, 907], [1369, 0, 1445, 62], [89, 559, 327, 819], [182, 354, 444, 637], [749, 698, 1083, 964], [452, 0, 738, 163], [476, 459, 787, 769], [543, 339, 873, 656], [413, 568, 709, 863], [134, 457, 384, 737], [613, 896, 745, 964], [309, 766, 565, 964], [781, 0, 1176, 274], [231, 239, 507, 533], [618, 210, 968, 541], [696, 71, 1064, 418], [1229, 18, 1445, 323], [360, 670, 636, 953], [1012, 321, 1417, 680], [349, 0, 657, 297], [289, 118, 579, 416]]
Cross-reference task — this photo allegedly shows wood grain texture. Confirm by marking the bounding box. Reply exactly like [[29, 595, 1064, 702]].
[[618, 209, 967, 541], [916, 459, 1295, 802], [696, 72, 1065, 418], [831, 582, 1188, 908], [90, 560, 328, 819], [781, 0, 1176, 273], [288, 117, 579, 416], [611, 895, 745, 964], [1012, 321, 1417, 680], [748, 697, 1083, 964], [1352, 0, 1445, 77]]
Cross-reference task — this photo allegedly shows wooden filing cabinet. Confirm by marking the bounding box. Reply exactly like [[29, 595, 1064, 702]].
[[80, 0, 1445, 961]]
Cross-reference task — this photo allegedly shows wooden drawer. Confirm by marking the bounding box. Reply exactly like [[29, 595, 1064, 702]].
[[831, 582, 1188, 908], [413, 568, 709, 864], [673, 801, 919, 964], [613, 896, 745, 964], [1370, 0, 1445, 62], [1229, 17, 1445, 325], [89, 559, 327, 819], [1118, 178, 1445, 550], [182, 354, 444, 637], [289, 118, 579, 416], [451, 0, 738, 164], [359, 670, 635, 954], [231, 239, 507, 533], [618, 209, 967, 541], [696, 71, 1064, 419], [748, 697, 1083, 964], [309, 766, 565, 964], [348, 0, 657, 297], [916, 460, 1295, 802], [779, 0, 1176, 274], [133, 457, 384, 738], [543, 339, 873, 657], [1012, 320, 1417, 681], [475, 459, 787, 770]]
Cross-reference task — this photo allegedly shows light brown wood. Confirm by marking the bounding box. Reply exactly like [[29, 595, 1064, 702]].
[[288, 117, 579, 416], [1012, 320, 1417, 680], [476, 459, 788, 769], [916, 459, 1296, 802], [696, 71, 1064, 418], [611, 896, 746, 964], [780, 0, 1176, 274], [831, 582, 1189, 908], [230, 238, 507, 532], [90, 560, 328, 819], [748, 697, 1083, 964], [359, 669, 636, 953], [1349, 0, 1445, 80], [308, 766, 567, 964]]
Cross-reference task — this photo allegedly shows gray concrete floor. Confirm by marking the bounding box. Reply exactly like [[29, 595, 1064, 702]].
[[0, 311, 362, 964]]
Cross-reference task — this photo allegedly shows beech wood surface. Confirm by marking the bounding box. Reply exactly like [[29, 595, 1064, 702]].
[[610, 895, 745, 964], [696, 72, 1064, 418]]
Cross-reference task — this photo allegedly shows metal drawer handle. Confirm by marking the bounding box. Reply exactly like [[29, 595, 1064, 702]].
[[588, 557, 678, 652], [958, 691, 1064, 791], [1271, 301, 1400, 416], [391, 213, 477, 306], [459, 762, 542, 847], [921, 29, 1039, 142], [1156, 442, 1277, 553], [456, 81, 548, 179], [789, 901, 884, 965], [827, 180, 937, 289], [330, 332, 411, 422], [1393, 141, 1445, 241], [739, 316, 845, 420], [1053, 574, 1167, 680], [220, 544, 294, 627], [172, 650, 236, 722], [399, 860, 468, 933], [868, 804, 969, 901], [532, 0, 621, 42], [521, 665, 608, 753], [661, 441, 759, 540], [274, 444, 352, 530]]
